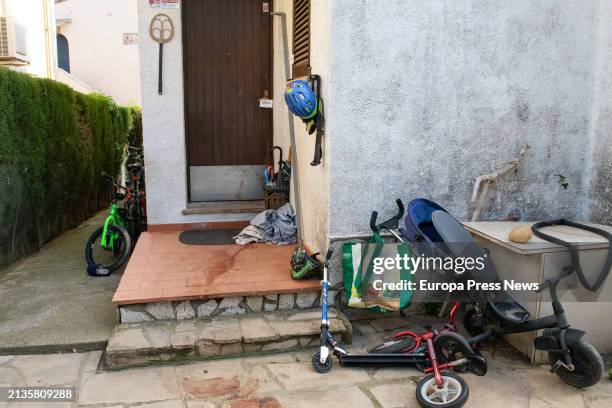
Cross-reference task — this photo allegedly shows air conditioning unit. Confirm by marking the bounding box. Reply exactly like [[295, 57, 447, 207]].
[[0, 16, 29, 64]]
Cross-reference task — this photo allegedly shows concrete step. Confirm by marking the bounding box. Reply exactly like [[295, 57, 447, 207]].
[[104, 308, 351, 370]]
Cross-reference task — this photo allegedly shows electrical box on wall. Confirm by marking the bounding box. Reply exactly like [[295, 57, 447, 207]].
[[0, 16, 30, 65]]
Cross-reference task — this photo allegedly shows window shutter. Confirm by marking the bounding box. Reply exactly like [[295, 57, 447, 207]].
[[292, 0, 310, 78]]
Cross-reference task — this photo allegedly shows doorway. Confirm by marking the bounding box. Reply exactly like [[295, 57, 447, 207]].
[[183, 0, 272, 202]]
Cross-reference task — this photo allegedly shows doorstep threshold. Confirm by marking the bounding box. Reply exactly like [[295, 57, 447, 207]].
[[182, 200, 265, 215]]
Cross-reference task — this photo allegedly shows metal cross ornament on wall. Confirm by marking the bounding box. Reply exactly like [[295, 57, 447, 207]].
[[149, 13, 175, 95]]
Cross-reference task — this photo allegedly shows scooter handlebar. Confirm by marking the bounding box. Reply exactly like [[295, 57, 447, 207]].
[[325, 248, 334, 262]]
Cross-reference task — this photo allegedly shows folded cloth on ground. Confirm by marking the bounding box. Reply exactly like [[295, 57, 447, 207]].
[[234, 203, 297, 245]]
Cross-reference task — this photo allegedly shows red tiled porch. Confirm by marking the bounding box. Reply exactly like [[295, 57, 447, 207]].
[[112, 231, 320, 305]]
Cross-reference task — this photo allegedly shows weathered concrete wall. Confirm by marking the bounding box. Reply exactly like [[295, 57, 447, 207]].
[[587, 2, 612, 225], [272, 0, 332, 254], [328, 0, 607, 238]]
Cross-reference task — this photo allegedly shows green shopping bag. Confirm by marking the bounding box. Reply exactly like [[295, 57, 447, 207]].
[[342, 231, 413, 312]]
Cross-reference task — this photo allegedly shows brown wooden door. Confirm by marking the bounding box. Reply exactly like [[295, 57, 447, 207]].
[[183, 0, 272, 201]]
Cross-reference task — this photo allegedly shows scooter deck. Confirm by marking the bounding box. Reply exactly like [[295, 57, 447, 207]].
[[338, 352, 427, 367]]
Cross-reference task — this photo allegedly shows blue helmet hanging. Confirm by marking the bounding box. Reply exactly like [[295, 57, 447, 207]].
[[284, 80, 318, 119]]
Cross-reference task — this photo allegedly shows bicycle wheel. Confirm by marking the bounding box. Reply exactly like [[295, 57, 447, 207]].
[[126, 202, 143, 242], [85, 224, 132, 273], [416, 371, 469, 408]]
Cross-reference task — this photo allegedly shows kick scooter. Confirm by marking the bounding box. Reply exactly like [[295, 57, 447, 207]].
[[312, 248, 487, 408]]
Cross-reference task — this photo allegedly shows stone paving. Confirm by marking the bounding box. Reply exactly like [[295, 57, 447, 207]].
[[1, 312, 611, 407], [0, 346, 611, 408]]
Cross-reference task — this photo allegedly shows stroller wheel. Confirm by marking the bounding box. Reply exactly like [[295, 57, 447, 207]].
[[311, 352, 333, 374], [467, 355, 488, 376], [462, 308, 486, 337]]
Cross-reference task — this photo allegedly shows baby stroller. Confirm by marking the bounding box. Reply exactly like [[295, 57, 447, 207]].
[[401, 198, 610, 388]]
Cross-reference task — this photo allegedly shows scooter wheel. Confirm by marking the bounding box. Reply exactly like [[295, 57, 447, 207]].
[[311, 352, 333, 374], [416, 371, 469, 408]]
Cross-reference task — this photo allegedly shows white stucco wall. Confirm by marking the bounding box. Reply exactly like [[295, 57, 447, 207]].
[[55, 0, 141, 105], [272, 0, 331, 254], [56, 68, 92, 94], [327, 0, 611, 239]]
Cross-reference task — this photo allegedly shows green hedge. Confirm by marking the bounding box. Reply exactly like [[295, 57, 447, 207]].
[[0, 68, 139, 269]]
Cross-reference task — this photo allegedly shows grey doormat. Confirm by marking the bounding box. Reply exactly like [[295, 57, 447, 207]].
[[178, 229, 242, 245]]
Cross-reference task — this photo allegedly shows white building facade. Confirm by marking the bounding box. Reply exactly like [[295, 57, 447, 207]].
[[0, 0, 57, 79], [55, 0, 141, 105]]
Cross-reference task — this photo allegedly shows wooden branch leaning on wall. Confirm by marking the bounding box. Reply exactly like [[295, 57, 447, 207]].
[[471, 144, 531, 222]]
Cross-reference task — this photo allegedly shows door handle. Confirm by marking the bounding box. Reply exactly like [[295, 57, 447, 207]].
[[258, 90, 273, 108], [258, 90, 270, 101]]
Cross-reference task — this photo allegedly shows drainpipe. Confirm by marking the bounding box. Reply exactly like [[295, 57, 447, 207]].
[[42, 0, 57, 79], [270, 11, 305, 247]]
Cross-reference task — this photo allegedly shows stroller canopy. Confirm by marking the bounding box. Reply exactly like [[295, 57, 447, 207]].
[[402, 198, 448, 243]]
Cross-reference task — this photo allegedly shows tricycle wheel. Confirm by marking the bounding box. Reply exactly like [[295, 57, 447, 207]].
[[416, 371, 469, 408], [311, 351, 332, 374], [548, 338, 603, 388]]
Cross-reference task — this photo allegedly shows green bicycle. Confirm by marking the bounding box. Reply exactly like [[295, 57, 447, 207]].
[[85, 174, 133, 276]]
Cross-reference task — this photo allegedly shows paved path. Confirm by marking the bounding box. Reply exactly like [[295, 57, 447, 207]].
[[0, 348, 610, 408], [0, 212, 122, 353]]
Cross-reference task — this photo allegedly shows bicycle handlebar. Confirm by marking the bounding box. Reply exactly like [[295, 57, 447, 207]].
[[370, 199, 405, 233], [101, 171, 127, 193]]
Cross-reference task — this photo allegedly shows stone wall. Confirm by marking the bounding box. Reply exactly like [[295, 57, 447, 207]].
[[118, 291, 327, 323]]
